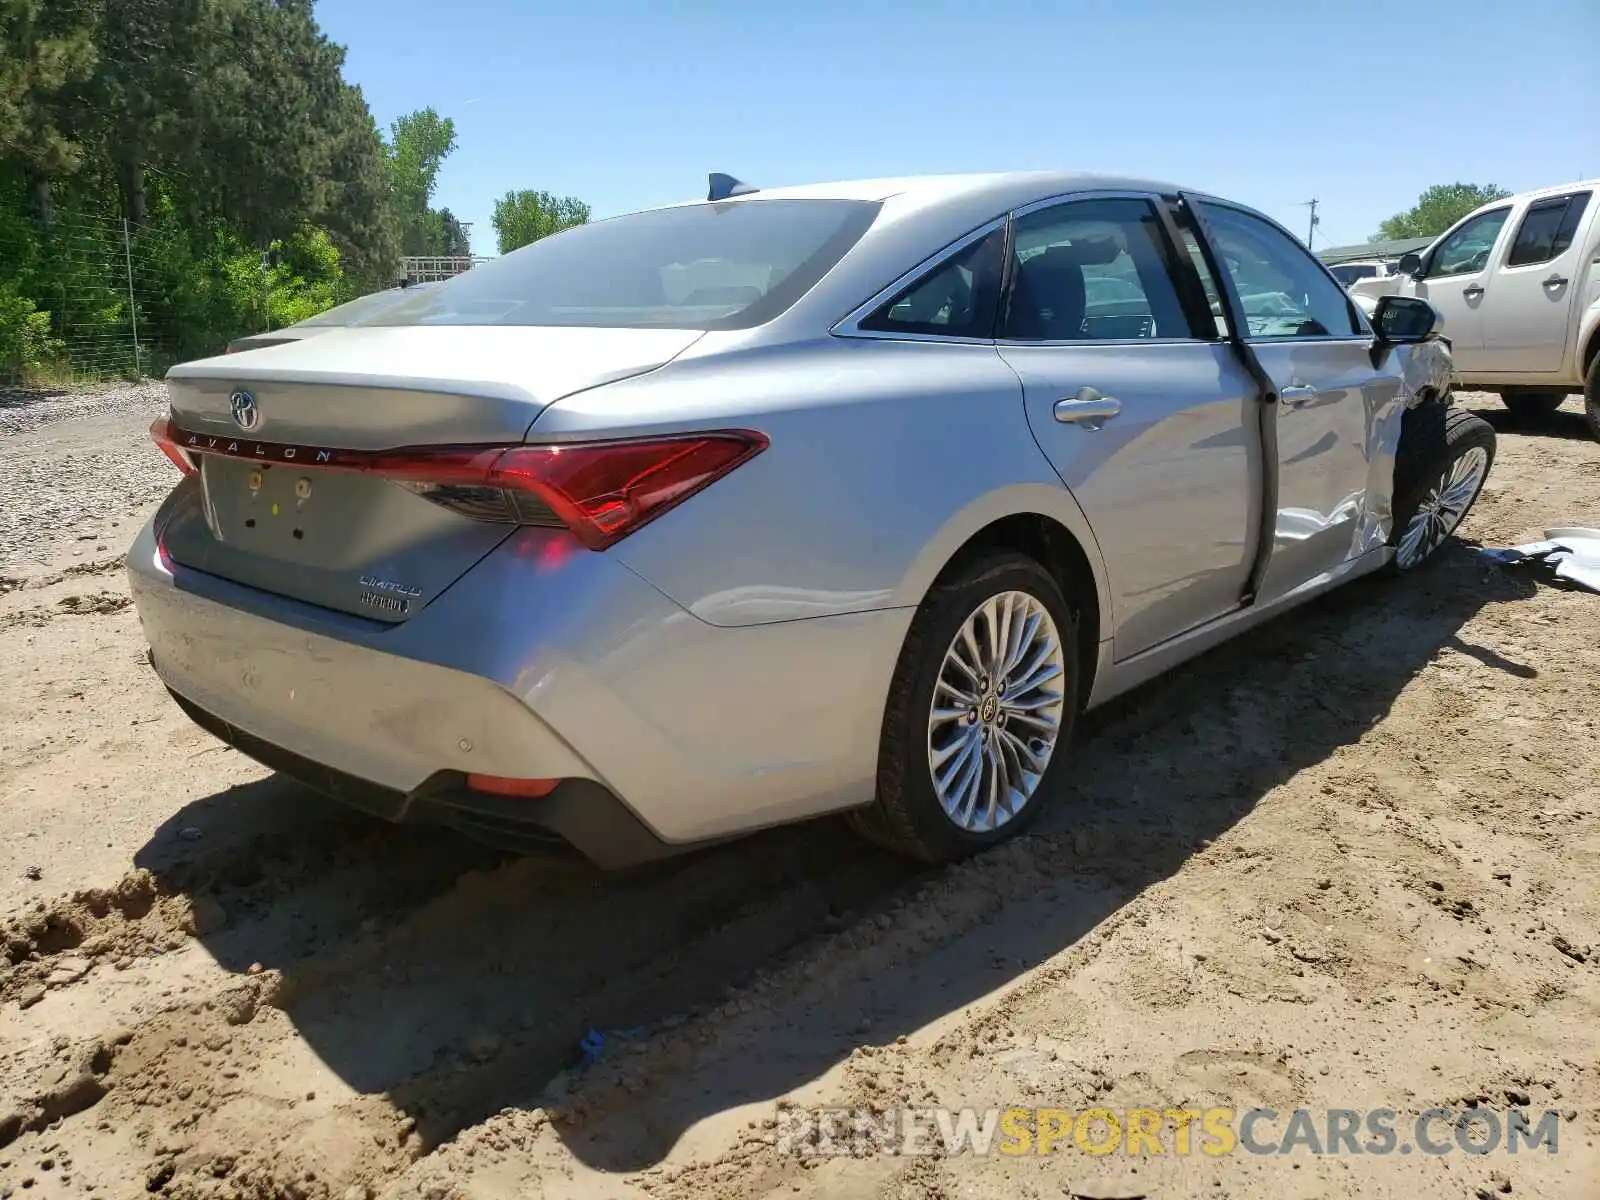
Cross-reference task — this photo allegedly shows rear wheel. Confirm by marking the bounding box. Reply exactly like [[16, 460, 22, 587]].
[[850, 552, 1079, 863], [1501, 389, 1567, 418], [1389, 400, 1496, 572]]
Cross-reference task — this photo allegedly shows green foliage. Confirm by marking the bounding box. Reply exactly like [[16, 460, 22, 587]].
[[0, 0, 99, 175], [1374, 183, 1513, 242], [0, 0, 418, 373], [0, 281, 64, 381], [492, 189, 590, 254]]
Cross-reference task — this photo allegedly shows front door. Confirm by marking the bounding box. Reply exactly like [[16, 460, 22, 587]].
[[1476, 190, 1593, 375], [1409, 204, 1515, 373], [1190, 200, 1401, 603], [996, 195, 1262, 661]]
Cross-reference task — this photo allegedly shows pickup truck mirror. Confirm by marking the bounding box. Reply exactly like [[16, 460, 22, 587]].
[[1373, 295, 1440, 344], [1396, 251, 1424, 278]]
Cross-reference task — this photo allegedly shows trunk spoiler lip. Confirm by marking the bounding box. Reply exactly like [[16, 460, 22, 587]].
[[164, 329, 712, 415]]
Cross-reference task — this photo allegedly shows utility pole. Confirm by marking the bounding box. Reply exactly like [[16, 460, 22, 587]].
[[1302, 198, 1320, 247]]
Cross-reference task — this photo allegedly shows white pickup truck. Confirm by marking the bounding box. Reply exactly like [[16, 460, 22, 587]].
[[1352, 180, 1600, 438]]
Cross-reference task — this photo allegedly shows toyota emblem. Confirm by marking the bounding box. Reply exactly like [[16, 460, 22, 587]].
[[229, 390, 260, 431]]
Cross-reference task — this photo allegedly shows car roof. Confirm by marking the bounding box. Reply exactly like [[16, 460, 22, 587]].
[[1509, 178, 1600, 203], [668, 170, 1190, 211]]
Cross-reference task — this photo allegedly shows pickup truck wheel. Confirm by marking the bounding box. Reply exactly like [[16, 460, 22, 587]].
[[1585, 356, 1600, 442], [1390, 402, 1496, 572], [1501, 389, 1567, 418], [850, 552, 1079, 863]]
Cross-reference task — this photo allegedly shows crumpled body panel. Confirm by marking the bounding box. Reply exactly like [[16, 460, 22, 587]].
[[1350, 336, 1455, 557]]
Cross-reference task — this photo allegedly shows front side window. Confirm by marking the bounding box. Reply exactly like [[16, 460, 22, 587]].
[[1425, 207, 1510, 278], [1506, 193, 1592, 267], [1197, 203, 1360, 339], [362, 199, 881, 330], [858, 227, 1004, 338], [1001, 198, 1196, 341]]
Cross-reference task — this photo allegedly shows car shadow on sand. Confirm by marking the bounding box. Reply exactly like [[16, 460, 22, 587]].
[[134, 540, 1538, 1171], [1464, 397, 1594, 442]]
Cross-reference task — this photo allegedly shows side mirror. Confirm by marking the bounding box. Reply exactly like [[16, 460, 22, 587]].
[[1396, 251, 1424, 279], [1373, 295, 1440, 344]]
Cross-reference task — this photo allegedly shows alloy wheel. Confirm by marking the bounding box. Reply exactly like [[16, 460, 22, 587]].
[[1396, 446, 1489, 569], [926, 590, 1067, 833]]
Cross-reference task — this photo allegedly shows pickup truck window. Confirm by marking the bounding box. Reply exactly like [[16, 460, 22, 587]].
[[1426, 207, 1511, 278], [1506, 193, 1592, 267]]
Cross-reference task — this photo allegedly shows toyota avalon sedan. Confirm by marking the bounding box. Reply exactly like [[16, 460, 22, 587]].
[[130, 171, 1494, 868]]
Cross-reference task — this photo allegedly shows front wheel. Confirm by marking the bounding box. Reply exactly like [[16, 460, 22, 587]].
[[850, 552, 1079, 863], [1501, 389, 1567, 419], [1389, 401, 1496, 572]]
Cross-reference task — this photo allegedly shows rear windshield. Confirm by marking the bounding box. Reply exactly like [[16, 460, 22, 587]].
[[362, 199, 882, 331], [296, 285, 432, 327]]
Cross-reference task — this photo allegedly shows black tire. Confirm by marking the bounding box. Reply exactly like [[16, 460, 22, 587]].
[[849, 551, 1080, 863], [1584, 353, 1600, 443], [1501, 389, 1567, 418], [1388, 399, 1497, 573]]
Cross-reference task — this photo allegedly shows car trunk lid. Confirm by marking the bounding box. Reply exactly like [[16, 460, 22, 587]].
[[158, 325, 703, 621]]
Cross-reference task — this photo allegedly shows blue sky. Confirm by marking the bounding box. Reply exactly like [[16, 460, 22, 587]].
[[316, 0, 1598, 258]]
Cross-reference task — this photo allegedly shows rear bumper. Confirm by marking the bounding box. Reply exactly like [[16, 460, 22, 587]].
[[127, 501, 911, 856], [165, 688, 679, 868]]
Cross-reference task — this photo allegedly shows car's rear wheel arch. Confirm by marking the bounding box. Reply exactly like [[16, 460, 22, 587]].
[[930, 514, 1100, 710]]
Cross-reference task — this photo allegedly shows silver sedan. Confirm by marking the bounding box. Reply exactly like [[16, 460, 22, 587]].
[[130, 171, 1494, 867]]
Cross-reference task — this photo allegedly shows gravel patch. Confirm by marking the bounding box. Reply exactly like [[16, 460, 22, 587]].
[[0, 380, 169, 438], [0, 381, 174, 571]]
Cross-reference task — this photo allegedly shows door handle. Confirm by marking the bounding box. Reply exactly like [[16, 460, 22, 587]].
[[1463, 284, 1485, 299], [1279, 384, 1318, 409], [1053, 388, 1122, 430], [1543, 274, 1569, 288]]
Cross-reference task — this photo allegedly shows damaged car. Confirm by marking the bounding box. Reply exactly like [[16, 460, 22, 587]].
[[130, 172, 1495, 868]]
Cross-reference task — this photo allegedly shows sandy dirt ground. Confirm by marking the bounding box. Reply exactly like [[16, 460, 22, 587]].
[[0, 385, 1597, 1200]]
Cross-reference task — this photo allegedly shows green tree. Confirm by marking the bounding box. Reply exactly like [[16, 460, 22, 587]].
[[387, 106, 456, 255], [492, 189, 590, 254], [0, 0, 97, 172], [436, 206, 471, 256], [1373, 183, 1512, 242], [0, 0, 98, 221]]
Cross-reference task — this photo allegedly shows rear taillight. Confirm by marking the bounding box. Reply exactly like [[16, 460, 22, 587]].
[[397, 432, 768, 549], [150, 417, 198, 476], [154, 422, 768, 551]]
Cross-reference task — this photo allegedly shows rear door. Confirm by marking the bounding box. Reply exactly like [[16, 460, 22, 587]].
[[1187, 199, 1398, 603], [996, 193, 1262, 660], [1476, 189, 1594, 375], [1408, 204, 1516, 372]]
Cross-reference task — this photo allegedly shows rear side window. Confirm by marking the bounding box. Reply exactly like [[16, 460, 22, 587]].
[[1001, 198, 1197, 341], [859, 227, 1005, 338], [1506, 193, 1592, 267], [362, 199, 881, 331]]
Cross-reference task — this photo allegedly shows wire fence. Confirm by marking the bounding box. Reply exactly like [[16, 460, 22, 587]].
[[0, 209, 168, 381]]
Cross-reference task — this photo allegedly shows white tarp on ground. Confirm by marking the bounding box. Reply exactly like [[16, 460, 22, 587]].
[[1482, 527, 1600, 593]]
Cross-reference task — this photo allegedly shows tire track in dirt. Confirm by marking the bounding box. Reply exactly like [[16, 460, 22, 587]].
[[0, 818, 931, 1196]]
